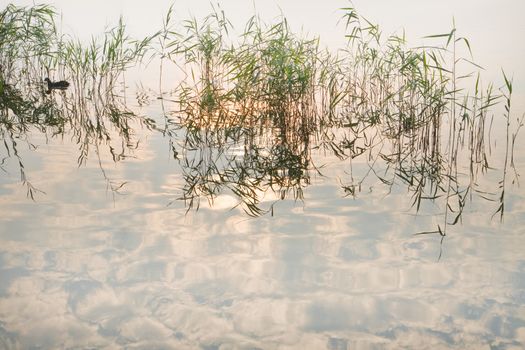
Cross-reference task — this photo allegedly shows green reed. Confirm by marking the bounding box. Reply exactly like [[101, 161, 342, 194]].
[[331, 8, 517, 243], [1, 4, 157, 199], [0, 5, 56, 74], [1, 4, 521, 230], [149, 4, 520, 227]]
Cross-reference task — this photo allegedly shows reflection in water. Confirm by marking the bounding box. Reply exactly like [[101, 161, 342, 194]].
[[1, 4, 520, 227], [1, 4, 525, 349], [174, 114, 311, 216], [1, 4, 156, 198]]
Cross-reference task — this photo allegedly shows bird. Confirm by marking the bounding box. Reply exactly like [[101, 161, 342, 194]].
[[44, 77, 70, 93]]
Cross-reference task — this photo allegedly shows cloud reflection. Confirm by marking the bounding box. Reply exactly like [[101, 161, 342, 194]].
[[1, 104, 525, 350]]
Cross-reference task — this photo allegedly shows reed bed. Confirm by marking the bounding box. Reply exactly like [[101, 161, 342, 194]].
[[0, 4, 156, 197], [159, 7, 513, 223], [1, 4, 521, 231]]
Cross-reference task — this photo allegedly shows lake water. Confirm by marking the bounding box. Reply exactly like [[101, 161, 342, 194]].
[[1, 1, 525, 349]]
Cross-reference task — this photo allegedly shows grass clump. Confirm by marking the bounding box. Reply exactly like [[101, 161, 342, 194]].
[[1, 3, 521, 229]]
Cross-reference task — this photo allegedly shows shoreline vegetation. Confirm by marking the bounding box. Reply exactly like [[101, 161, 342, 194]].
[[1, 3, 523, 240]]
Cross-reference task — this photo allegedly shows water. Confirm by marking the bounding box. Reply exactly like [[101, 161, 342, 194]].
[[1, 2, 525, 349]]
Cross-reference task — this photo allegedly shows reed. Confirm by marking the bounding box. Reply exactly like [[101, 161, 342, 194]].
[[1, 4, 520, 228], [1, 4, 158, 199]]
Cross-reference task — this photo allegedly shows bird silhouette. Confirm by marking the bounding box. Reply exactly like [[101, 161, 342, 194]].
[[44, 77, 69, 93]]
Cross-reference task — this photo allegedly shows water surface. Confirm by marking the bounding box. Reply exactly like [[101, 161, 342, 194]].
[[1, 2, 525, 349]]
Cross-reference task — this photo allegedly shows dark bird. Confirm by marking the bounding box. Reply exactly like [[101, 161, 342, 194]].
[[44, 77, 69, 93]]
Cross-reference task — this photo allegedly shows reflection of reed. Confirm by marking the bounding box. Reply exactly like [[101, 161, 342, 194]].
[[0, 73, 155, 199], [0, 5, 156, 199], [1, 4, 522, 235], [173, 119, 311, 217], [163, 7, 522, 237]]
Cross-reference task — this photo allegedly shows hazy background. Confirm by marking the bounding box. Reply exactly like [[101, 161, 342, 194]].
[[9, 0, 525, 87]]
